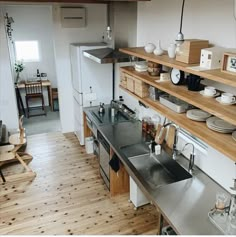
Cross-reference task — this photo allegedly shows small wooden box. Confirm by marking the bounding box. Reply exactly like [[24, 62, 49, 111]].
[[134, 79, 149, 98], [126, 74, 134, 92], [176, 39, 209, 64], [120, 72, 127, 88]]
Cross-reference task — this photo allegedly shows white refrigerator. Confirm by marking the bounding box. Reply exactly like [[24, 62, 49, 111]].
[[70, 43, 113, 145]]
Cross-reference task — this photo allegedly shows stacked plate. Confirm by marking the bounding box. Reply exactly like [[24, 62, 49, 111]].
[[186, 109, 212, 121], [206, 117, 236, 133], [135, 61, 148, 72]]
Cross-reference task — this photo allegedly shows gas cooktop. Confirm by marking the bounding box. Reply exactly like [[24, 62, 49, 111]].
[[91, 107, 129, 125]]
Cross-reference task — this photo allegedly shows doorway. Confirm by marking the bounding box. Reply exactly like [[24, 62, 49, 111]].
[[3, 5, 61, 136]]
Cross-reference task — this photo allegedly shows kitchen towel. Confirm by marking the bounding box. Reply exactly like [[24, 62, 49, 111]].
[[109, 154, 120, 172]]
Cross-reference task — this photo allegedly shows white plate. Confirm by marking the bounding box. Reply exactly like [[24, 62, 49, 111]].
[[186, 114, 208, 121], [135, 61, 148, 69], [135, 67, 147, 72], [206, 117, 236, 130], [199, 90, 220, 98], [187, 109, 211, 119], [207, 125, 234, 133], [232, 131, 236, 142], [215, 97, 236, 105]]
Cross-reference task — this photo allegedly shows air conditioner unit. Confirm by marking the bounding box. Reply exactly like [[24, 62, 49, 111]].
[[61, 7, 86, 28]]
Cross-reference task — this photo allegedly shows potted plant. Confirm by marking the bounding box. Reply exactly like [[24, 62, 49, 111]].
[[14, 60, 24, 83]]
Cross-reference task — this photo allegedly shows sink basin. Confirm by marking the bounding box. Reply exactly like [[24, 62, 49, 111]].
[[120, 143, 192, 190]]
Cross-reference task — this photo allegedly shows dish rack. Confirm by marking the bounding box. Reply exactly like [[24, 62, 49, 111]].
[[208, 210, 236, 235], [159, 94, 189, 113]]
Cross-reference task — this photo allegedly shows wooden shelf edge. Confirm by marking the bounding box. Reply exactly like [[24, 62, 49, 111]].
[[119, 47, 236, 88], [119, 85, 236, 162], [121, 66, 236, 127]]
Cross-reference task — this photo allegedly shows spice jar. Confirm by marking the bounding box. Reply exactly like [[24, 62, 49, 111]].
[[142, 117, 151, 132]]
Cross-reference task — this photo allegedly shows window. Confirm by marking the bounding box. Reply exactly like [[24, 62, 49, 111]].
[[15, 41, 40, 62]]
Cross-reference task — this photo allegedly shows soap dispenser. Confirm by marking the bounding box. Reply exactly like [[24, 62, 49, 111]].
[[98, 103, 105, 114]]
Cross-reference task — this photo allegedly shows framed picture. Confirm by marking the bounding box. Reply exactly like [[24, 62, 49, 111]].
[[221, 52, 236, 75]]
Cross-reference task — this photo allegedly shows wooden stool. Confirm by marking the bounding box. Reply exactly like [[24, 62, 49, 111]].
[[0, 116, 36, 183]]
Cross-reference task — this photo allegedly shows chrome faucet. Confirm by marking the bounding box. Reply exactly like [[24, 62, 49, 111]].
[[163, 122, 179, 160], [182, 142, 195, 174]]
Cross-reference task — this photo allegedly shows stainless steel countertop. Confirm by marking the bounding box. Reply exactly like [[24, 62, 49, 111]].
[[84, 108, 228, 235]]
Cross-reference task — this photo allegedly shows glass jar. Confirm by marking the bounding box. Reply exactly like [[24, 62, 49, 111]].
[[147, 120, 155, 134]]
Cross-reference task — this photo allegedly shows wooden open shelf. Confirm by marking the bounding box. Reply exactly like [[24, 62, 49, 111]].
[[120, 47, 236, 87], [121, 66, 236, 126], [120, 85, 236, 162]]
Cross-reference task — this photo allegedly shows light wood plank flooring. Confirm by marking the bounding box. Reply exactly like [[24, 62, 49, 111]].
[[0, 132, 159, 235]]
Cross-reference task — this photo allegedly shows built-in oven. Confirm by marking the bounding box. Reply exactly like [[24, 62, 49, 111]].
[[98, 130, 110, 190]]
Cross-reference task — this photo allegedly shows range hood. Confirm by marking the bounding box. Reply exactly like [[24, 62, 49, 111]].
[[83, 47, 130, 64]]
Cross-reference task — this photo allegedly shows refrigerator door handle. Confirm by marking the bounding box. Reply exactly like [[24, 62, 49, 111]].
[[79, 92, 83, 106]]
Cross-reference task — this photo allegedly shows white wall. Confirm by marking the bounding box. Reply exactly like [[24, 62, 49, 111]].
[[52, 4, 107, 133], [0, 9, 18, 129], [113, 2, 137, 49], [2, 5, 57, 107], [117, 0, 236, 192], [4, 5, 57, 87], [137, 0, 236, 49]]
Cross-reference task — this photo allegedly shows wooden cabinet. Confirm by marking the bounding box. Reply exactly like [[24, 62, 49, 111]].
[[109, 148, 129, 197], [119, 47, 236, 162]]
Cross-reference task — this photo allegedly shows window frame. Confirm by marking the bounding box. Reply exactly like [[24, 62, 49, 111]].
[[14, 40, 41, 63]]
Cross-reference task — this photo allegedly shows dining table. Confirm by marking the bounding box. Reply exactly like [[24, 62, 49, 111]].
[[15, 80, 53, 115]]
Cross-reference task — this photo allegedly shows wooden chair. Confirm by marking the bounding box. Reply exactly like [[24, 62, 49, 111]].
[[0, 116, 36, 183], [25, 81, 46, 118], [52, 88, 59, 111]]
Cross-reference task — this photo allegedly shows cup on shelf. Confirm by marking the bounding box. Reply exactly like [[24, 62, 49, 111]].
[[221, 93, 236, 104], [204, 86, 216, 96], [215, 192, 228, 211]]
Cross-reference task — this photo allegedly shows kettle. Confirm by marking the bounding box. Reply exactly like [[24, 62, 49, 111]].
[[98, 103, 105, 114], [187, 74, 203, 91]]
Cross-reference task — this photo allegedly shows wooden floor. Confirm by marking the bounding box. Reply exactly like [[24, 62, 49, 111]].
[[0, 132, 159, 235]]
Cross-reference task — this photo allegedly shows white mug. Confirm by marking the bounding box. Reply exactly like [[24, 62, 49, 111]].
[[221, 93, 236, 103], [204, 86, 216, 96]]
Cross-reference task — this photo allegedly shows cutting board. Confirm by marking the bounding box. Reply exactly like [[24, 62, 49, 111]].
[[155, 124, 167, 145], [166, 126, 176, 149]]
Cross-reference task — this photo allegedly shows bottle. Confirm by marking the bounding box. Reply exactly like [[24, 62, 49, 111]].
[[111, 107, 115, 117], [36, 69, 40, 78], [154, 40, 164, 56], [118, 96, 124, 109]]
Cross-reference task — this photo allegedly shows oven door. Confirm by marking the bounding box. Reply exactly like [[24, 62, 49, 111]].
[[98, 132, 110, 190]]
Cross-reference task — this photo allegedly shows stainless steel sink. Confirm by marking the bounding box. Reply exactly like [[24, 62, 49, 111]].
[[120, 143, 192, 190]]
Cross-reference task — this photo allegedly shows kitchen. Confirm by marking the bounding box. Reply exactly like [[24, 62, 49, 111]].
[[0, 0, 236, 235]]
